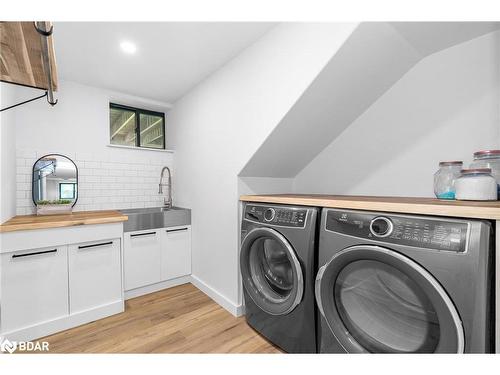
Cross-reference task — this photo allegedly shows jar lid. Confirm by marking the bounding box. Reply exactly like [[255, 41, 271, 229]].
[[460, 168, 492, 175], [473, 150, 500, 157], [439, 161, 463, 167]]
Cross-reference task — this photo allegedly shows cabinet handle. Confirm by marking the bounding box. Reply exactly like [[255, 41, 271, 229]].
[[130, 231, 156, 238], [12, 249, 57, 258], [78, 241, 113, 250], [166, 227, 188, 233]]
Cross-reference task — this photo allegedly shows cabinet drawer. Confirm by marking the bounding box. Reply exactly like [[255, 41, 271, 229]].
[[124, 230, 161, 290], [161, 226, 192, 280], [0, 246, 69, 333], [68, 239, 122, 314]]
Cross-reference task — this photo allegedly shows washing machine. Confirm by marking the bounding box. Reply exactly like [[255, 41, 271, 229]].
[[240, 202, 319, 353], [316, 208, 494, 353]]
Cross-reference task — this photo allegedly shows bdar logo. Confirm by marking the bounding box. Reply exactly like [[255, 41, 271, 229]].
[[0, 337, 18, 354], [0, 337, 49, 353]]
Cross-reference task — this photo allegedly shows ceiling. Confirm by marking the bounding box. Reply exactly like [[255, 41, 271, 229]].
[[53, 22, 277, 104]]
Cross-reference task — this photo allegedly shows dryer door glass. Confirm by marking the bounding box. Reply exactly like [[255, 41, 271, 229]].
[[335, 260, 440, 353], [254, 238, 294, 298], [240, 228, 303, 315], [316, 245, 464, 353]]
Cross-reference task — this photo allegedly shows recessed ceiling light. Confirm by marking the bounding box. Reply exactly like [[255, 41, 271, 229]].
[[120, 41, 137, 54]]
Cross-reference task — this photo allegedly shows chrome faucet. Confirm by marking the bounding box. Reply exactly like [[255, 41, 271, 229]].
[[159, 166, 172, 208]]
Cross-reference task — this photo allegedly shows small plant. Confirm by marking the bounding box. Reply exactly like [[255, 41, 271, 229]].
[[37, 199, 73, 205]]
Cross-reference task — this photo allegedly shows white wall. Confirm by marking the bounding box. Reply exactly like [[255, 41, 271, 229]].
[[294, 31, 500, 196], [168, 23, 358, 313], [12, 80, 174, 215], [238, 177, 294, 196], [0, 83, 17, 223]]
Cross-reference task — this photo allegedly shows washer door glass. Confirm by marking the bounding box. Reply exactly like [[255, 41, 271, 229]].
[[315, 245, 464, 353], [335, 260, 440, 353], [240, 228, 303, 315]]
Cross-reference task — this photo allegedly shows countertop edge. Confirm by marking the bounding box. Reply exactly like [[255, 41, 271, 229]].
[[0, 211, 129, 233]]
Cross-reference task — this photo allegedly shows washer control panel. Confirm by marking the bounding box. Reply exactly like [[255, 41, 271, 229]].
[[245, 204, 307, 228], [326, 210, 469, 252]]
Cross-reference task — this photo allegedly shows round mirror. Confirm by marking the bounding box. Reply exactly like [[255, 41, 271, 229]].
[[32, 154, 78, 208]]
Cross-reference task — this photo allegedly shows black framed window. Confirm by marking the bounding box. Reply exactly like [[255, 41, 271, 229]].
[[109, 103, 165, 150], [59, 183, 77, 200]]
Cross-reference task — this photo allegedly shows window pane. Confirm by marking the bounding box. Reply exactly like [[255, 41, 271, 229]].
[[139, 113, 164, 149], [110, 107, 136, 147], [59, 183, 76, 199]]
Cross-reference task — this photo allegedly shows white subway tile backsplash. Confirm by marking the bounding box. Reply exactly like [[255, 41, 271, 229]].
[[123, 170, 138, 177], [109, 169, 124, 177], [75, 152, 94, 161], [84, 161, 101, 169], [100, 176, 116, 183], [17, 198, 31, 206], [18, 149, 37, 159], [78, 168, 92, 176], [16, 174, 28, 183], [16, 149, 173, 215], [86, 176, 102, 183], [17, 166, 32, 174], [100, 162, 115, 169], [18, 182, 31, 191], [77, 197, 93, 205], [93, 168, 109, 176]]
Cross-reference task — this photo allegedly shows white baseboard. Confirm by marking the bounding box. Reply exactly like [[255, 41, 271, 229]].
[[2, 300, 124, 342], [190, 275, 243, 317], [124, 276, 191, 300]]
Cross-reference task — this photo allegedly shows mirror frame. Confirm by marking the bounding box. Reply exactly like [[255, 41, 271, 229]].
[[32, 153, 79, 207]]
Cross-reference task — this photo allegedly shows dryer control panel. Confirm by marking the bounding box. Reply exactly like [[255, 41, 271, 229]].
[[325, 210, 469, 252], [244, 204, 307, 228]]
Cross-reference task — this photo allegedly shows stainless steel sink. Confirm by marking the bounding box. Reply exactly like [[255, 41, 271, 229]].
[[121, 206, 191, 232]]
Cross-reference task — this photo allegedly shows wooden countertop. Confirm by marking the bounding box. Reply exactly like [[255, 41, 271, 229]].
[[0, 210, 128, 233], [240, 194, 500, 220]]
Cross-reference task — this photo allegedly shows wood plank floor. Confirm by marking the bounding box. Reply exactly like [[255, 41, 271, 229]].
[[40, 283, 282, 353]]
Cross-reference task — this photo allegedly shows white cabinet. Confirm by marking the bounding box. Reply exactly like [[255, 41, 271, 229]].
[[68, 239, 122, 314], [123, 225, 191, 297], [0, 222, 125, 342], [0, 246, 69, 333], [161, 226, 191, 280], [123, 229, 161, 290]]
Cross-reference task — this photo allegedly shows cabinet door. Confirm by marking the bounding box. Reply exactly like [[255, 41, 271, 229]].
[[161, 226, 192, 280], [124, 230, 161, 290], [68, 239, 122, 314], [1, 246, 69, 333]]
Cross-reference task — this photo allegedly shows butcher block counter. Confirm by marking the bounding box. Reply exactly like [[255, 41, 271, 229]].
[[0, 210, 128, 233], [240, 194, 500, 220]]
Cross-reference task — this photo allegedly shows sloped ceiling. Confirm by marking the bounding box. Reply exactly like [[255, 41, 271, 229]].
[[239, 22, 500, 178], [390, 22, 500, 56]]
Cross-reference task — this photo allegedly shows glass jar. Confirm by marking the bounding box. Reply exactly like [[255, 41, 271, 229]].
[[433, 161, 463, 200], [455, 168, 497, 201], [470, 150, 500, 198]]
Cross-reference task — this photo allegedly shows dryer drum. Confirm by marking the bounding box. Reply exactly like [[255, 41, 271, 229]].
[[240, 227, 304, 316], [315, 245, 465, 353]]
